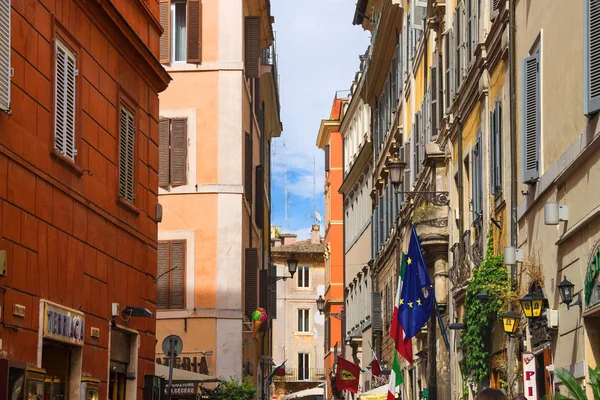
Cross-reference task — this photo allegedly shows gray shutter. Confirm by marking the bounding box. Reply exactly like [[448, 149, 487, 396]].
[[55, 41, 77, 161], [170, 240, 185, 309], [170, 118, 187, 187], [119, 106, 136, 203], [159, 0, 170, 63], [431, 62, 439, 139], [585, 0, 600, 114], [445, 31, 452, 110], [268, 264, 277, 318], [157, 242, 169, 309], [159, 119, 170, 187], [405, 139, 411, 190], [244, 248, 258, 318], [371, 292, 382, 332], [495, 101, 503, 192], [471, 144, 478, 221], [522, 53, 540, 184], [244, 17, 260, 78], [489, 109, 496, 195], [491, 0, 500, 20], [0, 0, 10, 112], [455, 5, 462, 92]]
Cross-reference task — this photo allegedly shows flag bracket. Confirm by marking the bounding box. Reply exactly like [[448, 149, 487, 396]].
[[393, 190, 450, 206]]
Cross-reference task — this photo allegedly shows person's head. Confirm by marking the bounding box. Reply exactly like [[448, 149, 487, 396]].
[[474, 388, 508, 400], [512, 396, 527, 400]]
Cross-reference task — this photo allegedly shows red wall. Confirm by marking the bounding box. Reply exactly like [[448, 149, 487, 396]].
[[0, 0, 168, 398]]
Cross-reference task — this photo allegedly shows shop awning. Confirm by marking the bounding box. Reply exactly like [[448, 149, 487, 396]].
[[281, 387, 324, 400], [154, 364, 220, 383], [358, 384, 388, 400]]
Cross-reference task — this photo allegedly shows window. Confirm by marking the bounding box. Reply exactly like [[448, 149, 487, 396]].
[[454, 5, 463, 93], [445, 31, 453, 111], [585, 0, 600, 114], [522, 51, 540, 184], [297, 266, 310, 288], [297, 309, 310, 333], [160, 0, 202, 64], [0, 0, 10, 111], [298, 353, 310, 381], [55, 39, 78, 161], [157, 240, 186, 309], [159, 118, 188, 188], [471, 134, 483, 222], [490, 101, 503, 196], [118, 105, 136, 204], [467, 0, 477, 66], [244, 132, 253, 203]]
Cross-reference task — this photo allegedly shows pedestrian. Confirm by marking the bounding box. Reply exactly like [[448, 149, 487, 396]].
[[475, 388, 508, 400], [512, 396, 527, 400]]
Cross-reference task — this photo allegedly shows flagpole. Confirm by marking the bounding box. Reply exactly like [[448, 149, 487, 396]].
[[433, 296, 450, 351]]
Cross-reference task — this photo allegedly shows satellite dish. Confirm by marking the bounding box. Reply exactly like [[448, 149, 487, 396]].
[[314, 211, 322, 222]]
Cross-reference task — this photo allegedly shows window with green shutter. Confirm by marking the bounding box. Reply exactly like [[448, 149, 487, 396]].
[[471, 134, 483, 222], [119, 105, 136, 204], [585, 0, 600, 114], [522, 52, 540, 184]]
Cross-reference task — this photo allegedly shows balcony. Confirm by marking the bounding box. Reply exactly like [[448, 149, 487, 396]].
[[272, 368, 327, 382], [260, 39, 281, 117]]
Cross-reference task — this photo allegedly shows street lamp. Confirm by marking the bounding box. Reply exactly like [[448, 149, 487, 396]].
[[316, 295, 325, 315], [287, 255, 298, 277], [501, 311, 520, 335], [557, 276, 582, 310], [519, 292, 545, 318]]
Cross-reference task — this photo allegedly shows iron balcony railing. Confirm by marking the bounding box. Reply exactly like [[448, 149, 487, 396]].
[[272, 368, 327, 382], [260, 36, 281, 114]]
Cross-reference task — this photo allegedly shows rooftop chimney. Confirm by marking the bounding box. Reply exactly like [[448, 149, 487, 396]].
[[281, 234, 297, 246], [311, 224, 321, 244]]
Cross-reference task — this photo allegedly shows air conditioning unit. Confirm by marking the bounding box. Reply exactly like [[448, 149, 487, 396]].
[[547, 309, 559, 329]]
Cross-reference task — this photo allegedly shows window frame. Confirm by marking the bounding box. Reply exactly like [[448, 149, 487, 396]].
[[52, 23, 83, 175], [297, 353, 310, 381], [157, 239, 187, 310], [297, 266, 310, 289], [117, 89, 140, 212], [297, 308, 310, 333], [170, 0, 188, 63]]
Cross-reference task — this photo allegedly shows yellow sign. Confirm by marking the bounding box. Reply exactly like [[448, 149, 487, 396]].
[[340, 370, 357, 381], [42, 301, 85, 346]]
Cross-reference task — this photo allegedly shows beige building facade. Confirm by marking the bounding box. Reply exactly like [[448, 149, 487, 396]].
[[154, 0, 282, 394], [271, 227, 326, 399]]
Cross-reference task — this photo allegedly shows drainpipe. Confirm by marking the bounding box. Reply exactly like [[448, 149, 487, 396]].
[[508, 0, 517, 395], [457, 119, 464, 235]]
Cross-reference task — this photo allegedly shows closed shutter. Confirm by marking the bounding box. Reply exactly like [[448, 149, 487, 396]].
[[325, 145, 330, 172], [255, 165, 264, 229], [170, 118, 187, 186], [405, 139, 411, 190], [379, 195, 384, 245], [159, 119, 170, 187], [371, 292, 382, 332], [159, 0, 170, 63], [157, 242, 169, 309], [413, 1, 427, 31], [244, 248, 258, 318], [445, 31, 452, 110], [391, 58, 398, 112], [0, 0, 10, 112], [170, 240, 185, 309], [455, 5, 462, 92], [244, 132, 253, 204], [472, 135, 482, 220], [259, 269, 268, 309], [494, 101, 503, 192], [430, 62, 439, 139], [268, 263, 277, 318], [585, 0, 600, 114], [186, 0, 202, 63], [489, 109, 496, 195], [491, 0, 500, 21], [55, 41, 77, 161], [420, 107, 425, 171], [372, 207, 378, 255], [522, 53, 540, 184], [244, 17, 260, 79], [119, 106, 136, 203], [398, 32, 404, 95]]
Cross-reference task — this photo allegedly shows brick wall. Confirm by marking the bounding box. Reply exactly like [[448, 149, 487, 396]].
[[0, 0, 168, 398]]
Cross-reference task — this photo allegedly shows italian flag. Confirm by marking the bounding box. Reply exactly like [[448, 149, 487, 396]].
[[387, 350, 403, 400], [389, 252, 413, 364]]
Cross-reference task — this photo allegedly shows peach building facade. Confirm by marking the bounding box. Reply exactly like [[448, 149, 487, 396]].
[[154, 0, 281, 393]]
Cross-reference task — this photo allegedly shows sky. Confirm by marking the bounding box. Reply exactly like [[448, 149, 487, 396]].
[[269, 0, 370, 240]]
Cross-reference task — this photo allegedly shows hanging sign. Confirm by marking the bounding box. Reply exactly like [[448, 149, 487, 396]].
[[522, 353, 538, 400], [42, 301, 85, 346]]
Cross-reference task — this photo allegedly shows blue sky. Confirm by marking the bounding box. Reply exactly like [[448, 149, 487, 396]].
[[270, 0, 370, 239]]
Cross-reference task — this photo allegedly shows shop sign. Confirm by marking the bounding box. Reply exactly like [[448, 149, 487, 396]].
[[156, 356, 209, 374], [42, 301, 85, 346], [522, 353, 538, 400], [164, 381, 199, 396], [586, 247, 600, 308]]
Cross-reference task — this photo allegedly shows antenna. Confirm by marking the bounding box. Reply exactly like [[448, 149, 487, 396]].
[[284, 141, 290, 231], [313, 154, 317, 225]]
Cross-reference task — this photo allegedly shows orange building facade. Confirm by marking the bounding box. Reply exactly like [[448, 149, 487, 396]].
[[316, 98, 346, 400], [0, 0, 169, 399]]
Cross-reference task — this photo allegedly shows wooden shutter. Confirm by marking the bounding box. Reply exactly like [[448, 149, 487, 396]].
[[0, 0, 10, 112], [119, 106, 136, 203], [244, 132, 253, 204], [159, 119, 170, 187], [455, 5, 462, 92], [495, 101, 503, 192], [491, 0, 500, 21], [159, 0, 170, 63], [268, 264, 277, 318], [55, 41, 77, 161], [170, 118, 187, 186], [371, 292, 382, 332], [255, 165, 264, 229], [405, 139, 411, 189], [398, 32, 404, 94], [324, 145, 330, 172], [187, 0, 202, 63], [489, 109, 496, 195], [244, 17, 260, 79], [170, 240, 185, 309], [430, 63, 438, 139], [157, 242, 169, 309], [522, 53, 540, 184], [445, 31, 452, 110], [585, 0, 600, 114], [244, 248, 258, 318]]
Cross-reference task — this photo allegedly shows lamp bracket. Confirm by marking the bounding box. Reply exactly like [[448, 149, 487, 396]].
[[268, 276, 293, 285], [566, 292, 583, 311], [393, 191, 450, 206], [329, 313, 344, 320]]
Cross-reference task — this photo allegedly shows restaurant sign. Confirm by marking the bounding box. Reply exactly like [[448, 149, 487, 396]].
[[164, 381, 199, 396], [42, 301, 85, 346], [586, 246, 600, 309]]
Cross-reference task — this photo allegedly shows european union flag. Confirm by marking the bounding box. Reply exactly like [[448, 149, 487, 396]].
[[398, 226, 434, 339]]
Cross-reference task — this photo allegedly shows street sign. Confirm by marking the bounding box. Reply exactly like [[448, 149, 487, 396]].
[[162, 335, 183, 357]]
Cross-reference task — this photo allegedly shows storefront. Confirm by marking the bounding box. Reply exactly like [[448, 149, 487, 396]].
[[109, 328, 139, 400]]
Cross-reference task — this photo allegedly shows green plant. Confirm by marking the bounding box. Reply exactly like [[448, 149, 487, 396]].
[[412, 205, 440, 224], [552, 366, 600, 400], [201, 377, 256, 400], [460, 226, 516, 383]]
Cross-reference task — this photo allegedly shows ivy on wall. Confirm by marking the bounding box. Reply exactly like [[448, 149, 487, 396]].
[[460, 226, 516, 384]]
